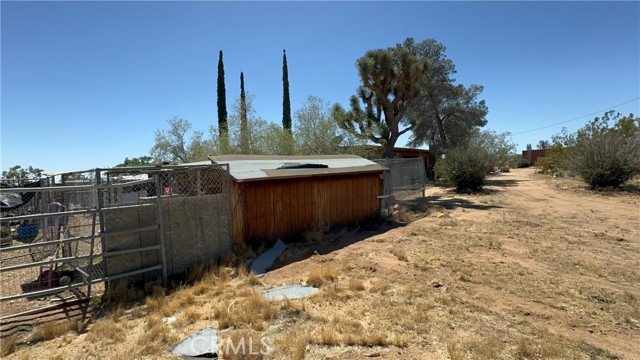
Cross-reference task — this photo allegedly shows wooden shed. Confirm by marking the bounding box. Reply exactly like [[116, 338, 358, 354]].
[[207, 155, 387, 246]]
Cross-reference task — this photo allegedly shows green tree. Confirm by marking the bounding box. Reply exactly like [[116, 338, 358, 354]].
[[116, 156, 154, 167], [469, 130, 517, 170], [217, 50, 229, 152], [150, 117, 216, 164], [404, 39, 488, 151], [294, 95, 365, 155], [2, 165, 44, 181], [333, 38, 429, 158], [537, 140, 550, 149], [282, 49, 293, 154], [240, 72, 250, 154], [225, 92, 288, 155]]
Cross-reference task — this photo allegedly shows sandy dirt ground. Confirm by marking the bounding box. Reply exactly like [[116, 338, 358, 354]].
[[4, 168, 639, 359]]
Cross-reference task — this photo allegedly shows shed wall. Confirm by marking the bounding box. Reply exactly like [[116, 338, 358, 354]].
[[232, 173, 382, 245]]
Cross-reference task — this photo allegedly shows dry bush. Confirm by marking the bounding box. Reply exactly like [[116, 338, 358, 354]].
[[86, 318, 126, 343], [214, 291, 274, 330], [192, 282, 210, 296], [348, 278, 365, 291], [1, 335, 16, 356], [306, 266, 338, 287], [186, 261, 215, 284], [467, 336, 504, 358], [279, 298, 307, 318], [390, 247, 408, 261], [136, 316, 178, 356], [181, 306, 203, 324], [368, 279, 390, 294], [282, 331, 310, 360], [30, 320, 78, 342], [246, 272, 263, 286], [447, 342, 464, 360], [515, 336, 536, 359]]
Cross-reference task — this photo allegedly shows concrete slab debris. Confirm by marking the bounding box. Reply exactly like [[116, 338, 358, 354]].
[[262, 284, 319, 301], [171, 327, 218, 358], [249, 239, 287, 275]]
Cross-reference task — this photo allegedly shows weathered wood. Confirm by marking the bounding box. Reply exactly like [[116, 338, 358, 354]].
[[231, 174, 382, 246]]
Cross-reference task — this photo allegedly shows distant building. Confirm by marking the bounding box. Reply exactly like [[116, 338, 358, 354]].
[[522, 149, 547, 166]]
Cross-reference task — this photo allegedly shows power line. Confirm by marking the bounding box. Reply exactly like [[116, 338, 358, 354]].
[[512, 97, 640, 136]]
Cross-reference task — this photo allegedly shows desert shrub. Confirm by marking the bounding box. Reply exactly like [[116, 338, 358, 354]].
[[568, 132, 640, 189], [514, 157, 530, 168], [435, 145, 491, 191], [536, 145, 568, 176]]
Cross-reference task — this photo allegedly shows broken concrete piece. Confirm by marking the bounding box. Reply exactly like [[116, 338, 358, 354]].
[[171, 327, 218, 358], [249, 239, 287, 275], [262, 284, 319, 301]]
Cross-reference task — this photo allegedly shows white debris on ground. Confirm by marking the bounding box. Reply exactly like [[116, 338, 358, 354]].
[[249, 239, 287, 276], [262, 284, 319, 301], [171, 327, 218, 358]]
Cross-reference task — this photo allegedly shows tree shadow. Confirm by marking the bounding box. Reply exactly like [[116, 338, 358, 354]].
[[484, 177, 521, 188], [420, 195, 503, 211]]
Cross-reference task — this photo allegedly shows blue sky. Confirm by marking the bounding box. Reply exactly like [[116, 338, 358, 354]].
[[2, 1, 639, 174]]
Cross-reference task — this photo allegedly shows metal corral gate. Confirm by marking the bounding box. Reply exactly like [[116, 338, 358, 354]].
[[0, 164, 232, 320]]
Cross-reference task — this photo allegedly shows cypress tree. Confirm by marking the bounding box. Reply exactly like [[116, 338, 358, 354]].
[[282, 49, 291, 131], [217, 50, 228, 152], [240, 72, 249, 154], [282, 49, 293, 154]]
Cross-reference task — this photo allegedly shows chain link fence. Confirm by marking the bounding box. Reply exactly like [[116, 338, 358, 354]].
[[1, 164, 232, 318], [374, 158, 428, 211]]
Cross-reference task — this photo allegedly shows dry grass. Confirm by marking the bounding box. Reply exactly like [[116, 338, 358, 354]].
[[214, 290, 274, 331], [30, 320, 78, 343], [181, 305, 202, 324], [136, 314, 179, 356], [281, 330, 311, 360], [348, 278, 365, 291], [1, 335, 17, 357], [306, 266, 338, 287], [302, 228, 324, 243], [390, 247, 408, 261], [86, 318, 126, 343]]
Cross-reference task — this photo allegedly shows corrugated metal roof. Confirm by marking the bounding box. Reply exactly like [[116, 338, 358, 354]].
[[191, 155, 386, 181]]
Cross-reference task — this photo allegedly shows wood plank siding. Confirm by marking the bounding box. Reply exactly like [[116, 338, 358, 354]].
[[231, 173, 383, 246]]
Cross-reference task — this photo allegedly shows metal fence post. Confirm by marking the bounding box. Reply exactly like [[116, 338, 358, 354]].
[[95, 168, 109, 287], [225, 164, 233, 255], [154, 173, 168, 283], [86, 210, 98, 298]]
